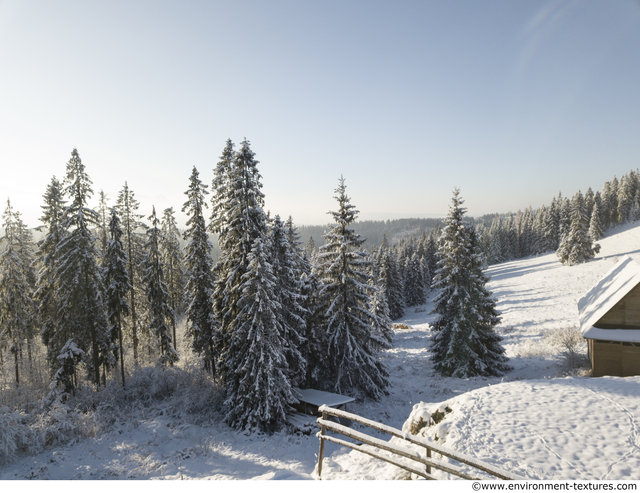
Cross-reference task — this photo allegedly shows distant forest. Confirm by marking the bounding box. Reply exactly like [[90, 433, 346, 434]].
[[297, 217, 447, 250]]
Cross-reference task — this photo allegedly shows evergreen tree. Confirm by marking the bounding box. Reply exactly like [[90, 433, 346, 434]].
[[209, 139, 235, 237], [584, 187, 595, 223], [557, 191, 601, 266], [430, 189, 510, 378], [588, 200, 604, 242], [36, 177, 68, 378], [96, 190, 110, 262], [215, 139, 270, 384], [143, 207, 178, 367], [368, 273, 393, 350], [160, 207, 185, 353], [55, 149, 112, 386], [103, 208, 130, 387], [0, 200, 37, 387], [425, 229, 440, 284], [223, 236, 295, 431], [379, 249, 404, 320], [306, 236, 316, 257], [316, 177, 388, 399], [115, 182, 146, 365], [544, 196, 561, 251], [182, 167, 218, 374], [403, 252, 426, 307], [270, 215, 307, 386], [558, 196, 572, 242]]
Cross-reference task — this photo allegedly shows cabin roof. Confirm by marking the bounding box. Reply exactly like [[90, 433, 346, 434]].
[[579, 255, 640, 341], [293, 388, 355, 407]]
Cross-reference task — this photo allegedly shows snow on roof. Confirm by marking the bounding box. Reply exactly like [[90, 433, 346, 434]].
[[581, 326, 640, 343], [293, 388, 355, 407], [578, 255, 640, 339]]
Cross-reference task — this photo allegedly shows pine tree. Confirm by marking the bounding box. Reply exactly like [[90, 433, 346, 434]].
[[425, 230, 439, 285], [96, 190, 110, 262], [0, 200, 37, 387], [143, 207, 178, 367], [403, 252, 426, 307], [378, 250, 404, 320], [544, 196, 561, 251], [588, 200, 604, 242], [223, 236, 295, 431], [160, 207, 185, 353], [269, 215, 307, 387], [557, 191, 601, 266], [306, 236, 316, 257], [55, 149, 112, 387], [430, 189, 510, 378], [115, 182, 146, 365], [209, 139, 235, 237], [302, 260, 327, 388], [368, 273, 393, 350], [103, 208, 130, 387], [36, 177, 68, 378], [215, 139, 270, 383], [617, 175, 633, 224], [316, 177, 388, 399], [182, 167, 218, 374]]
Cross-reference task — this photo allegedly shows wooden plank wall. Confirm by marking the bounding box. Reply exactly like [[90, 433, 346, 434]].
[[592, 340, 640, 377], [596, 284, 640, 329]]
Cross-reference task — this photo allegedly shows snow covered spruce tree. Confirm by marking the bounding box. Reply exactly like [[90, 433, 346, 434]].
[[284, 215, 325, 387], [557, 190, 601, 266], [223, 236, 296, 431], [160, 207, 186, 352], [430, 189, 510, 378], [36, 177, 68, 378], [213, 140, 298, 428], [588, 200, 604, 242], [115, 182, 146, 366], [213, 139, 268, 344], [0, 200, 37, 387], [103, 208, 130, 387], [143, 206, 178, 367], [378, 249, 404, 320], [315, 177, 389, 399], [404, 252, 426, 307], [182, 166, 218, 374], [268, 215, 307, 387], [368, 275, 393, 351], [55, 149, 112, 387]]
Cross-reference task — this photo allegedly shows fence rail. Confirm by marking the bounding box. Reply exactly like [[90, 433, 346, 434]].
[[316, 405, 522, 480]]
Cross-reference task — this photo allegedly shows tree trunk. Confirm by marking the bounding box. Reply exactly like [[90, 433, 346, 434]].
[[118, 314, 126, 389], [13, 346, 19, 388]]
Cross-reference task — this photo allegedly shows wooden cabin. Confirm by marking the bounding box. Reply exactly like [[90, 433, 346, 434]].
[[579, 255, 640, 377]]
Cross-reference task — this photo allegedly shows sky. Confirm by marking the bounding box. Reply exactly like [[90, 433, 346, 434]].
[[1, 0, 640, 228]]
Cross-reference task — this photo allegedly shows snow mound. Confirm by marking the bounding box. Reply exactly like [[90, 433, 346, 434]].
[[402, 377, 640, 480]]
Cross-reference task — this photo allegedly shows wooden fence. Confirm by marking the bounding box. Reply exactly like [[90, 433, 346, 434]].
[[316, 405, 522, 480]]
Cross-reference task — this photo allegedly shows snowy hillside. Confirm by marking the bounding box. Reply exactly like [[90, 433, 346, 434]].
[[3, 223, 640, 480]]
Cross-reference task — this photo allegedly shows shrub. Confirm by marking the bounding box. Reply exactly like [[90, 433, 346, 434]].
[[544, 326, 590, 370], [391, 323, 411, 330]]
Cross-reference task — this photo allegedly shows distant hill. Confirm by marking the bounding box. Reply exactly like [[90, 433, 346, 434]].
[[296, 217, 448, 250]]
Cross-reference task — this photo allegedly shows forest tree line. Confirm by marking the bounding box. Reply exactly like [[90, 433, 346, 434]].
[[0, 141, 391, 431]]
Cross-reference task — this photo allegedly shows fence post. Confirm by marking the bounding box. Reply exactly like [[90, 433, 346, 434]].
[[426, 446, 432, 475], [317, 409, 328, 479]]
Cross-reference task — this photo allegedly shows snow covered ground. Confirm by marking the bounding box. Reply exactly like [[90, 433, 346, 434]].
[[3, 223, 640, 481]]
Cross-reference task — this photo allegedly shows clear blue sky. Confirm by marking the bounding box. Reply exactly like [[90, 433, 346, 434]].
[[1, 0, 640, 228]]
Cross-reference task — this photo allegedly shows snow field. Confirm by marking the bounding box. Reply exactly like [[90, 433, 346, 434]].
[[318, 223, 640, 480]]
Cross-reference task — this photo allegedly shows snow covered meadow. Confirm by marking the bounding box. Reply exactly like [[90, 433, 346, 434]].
[[3, 223, 640, 481]]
